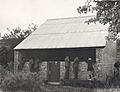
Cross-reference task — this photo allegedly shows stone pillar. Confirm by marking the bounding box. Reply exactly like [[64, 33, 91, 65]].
[[96, 48, 105, 81], [14, 50, 21, 74], [40, 61, 47, 80], [60, 62, 65, 80], [96, 48, 103, 63], [78, 62, 88, 80]]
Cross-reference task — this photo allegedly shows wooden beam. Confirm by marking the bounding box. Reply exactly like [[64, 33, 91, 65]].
[[14, 51, 21, 74]]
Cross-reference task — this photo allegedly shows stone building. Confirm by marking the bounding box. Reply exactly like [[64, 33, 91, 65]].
[[14, 16, 117, 82]]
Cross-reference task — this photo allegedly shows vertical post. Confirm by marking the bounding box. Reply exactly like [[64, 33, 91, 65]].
[[14, 50, 19, 74], [47, 61, 49, 81]]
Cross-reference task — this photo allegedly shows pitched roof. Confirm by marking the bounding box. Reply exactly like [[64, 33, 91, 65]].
[[14, 16, 108, 50]]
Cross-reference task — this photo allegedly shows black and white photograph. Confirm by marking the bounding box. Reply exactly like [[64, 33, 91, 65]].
[[0, 0, 120, 92]]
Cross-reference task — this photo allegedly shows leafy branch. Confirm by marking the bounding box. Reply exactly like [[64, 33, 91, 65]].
[[2, 23, 38, 39]]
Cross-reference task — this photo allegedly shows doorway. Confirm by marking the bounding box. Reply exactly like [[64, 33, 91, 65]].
[[47, 61, 60, 82]]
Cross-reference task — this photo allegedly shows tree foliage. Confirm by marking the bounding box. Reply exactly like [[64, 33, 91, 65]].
[[2, 23, 38, 39], [0, 23, 38, 69], [77, 0, 120, 40]]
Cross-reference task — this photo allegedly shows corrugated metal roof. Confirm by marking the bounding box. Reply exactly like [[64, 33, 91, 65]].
[[14, 16, 108, 50]]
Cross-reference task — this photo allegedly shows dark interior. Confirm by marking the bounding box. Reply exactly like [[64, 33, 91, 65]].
[[19, 47, 97, 62]]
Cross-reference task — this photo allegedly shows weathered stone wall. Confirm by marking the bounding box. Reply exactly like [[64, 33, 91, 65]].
[[96, 48, 103, 63], [39, 61, 47, 80], [96, 40, 116, 81], [78, 62, 88, 80], [69, 62, 74, 79], [60, 62, 65, 80], [95, 48, 106, 81], [59, 40, 116, 81], [60, 60, 106, 80], [18, 40, 116, 81], [60, 61, 89, 80], [60, 61, 74, 80]]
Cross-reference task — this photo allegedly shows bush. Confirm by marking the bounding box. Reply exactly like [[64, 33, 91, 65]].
[[0, 65, 11, 85], [1, 72, 42, 92]]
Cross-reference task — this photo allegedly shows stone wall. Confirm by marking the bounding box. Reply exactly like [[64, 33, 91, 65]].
[[60, 61, 88, 80], [78, 62, 88, 80], [60, 60, 106, 80], [18, 40, 116, 81], [96, 48, 106, 81], [60, 62, 65, 80], [59, 40, 116, 81], [39, 61, 47, 80], [60, 61, 74, 80], [69, 62, 74, 79], [103, 40, 116, 80], [60, 61, 89, 80], [96, 40, 116, 81]]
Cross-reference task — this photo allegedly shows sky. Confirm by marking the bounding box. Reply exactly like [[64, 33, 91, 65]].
[[0, 0, 93, 35]]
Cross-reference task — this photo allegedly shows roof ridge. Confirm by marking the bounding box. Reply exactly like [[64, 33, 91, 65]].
[[46, 15, 95, 21]]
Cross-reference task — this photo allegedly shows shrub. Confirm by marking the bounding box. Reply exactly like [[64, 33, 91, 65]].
[[0, 65, 11, 85], [1, 72, 42, 92]]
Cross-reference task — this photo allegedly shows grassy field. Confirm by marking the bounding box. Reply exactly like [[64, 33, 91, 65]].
[[40, 85, 120, 92]]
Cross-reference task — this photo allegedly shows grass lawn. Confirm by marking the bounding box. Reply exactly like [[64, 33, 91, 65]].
[[40, 84, 120, 92], [41, 84, 96, 92]]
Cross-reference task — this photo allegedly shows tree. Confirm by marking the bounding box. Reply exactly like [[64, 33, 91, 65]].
[[2, 23, 38, 39], [0, 23, 38, 71], [77, 0, 120, 40]]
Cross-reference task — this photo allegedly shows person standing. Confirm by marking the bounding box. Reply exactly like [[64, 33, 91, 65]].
[[73, 57, 79, 79], [64, 56, 70, 80], [87, 57, 95, 80]]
